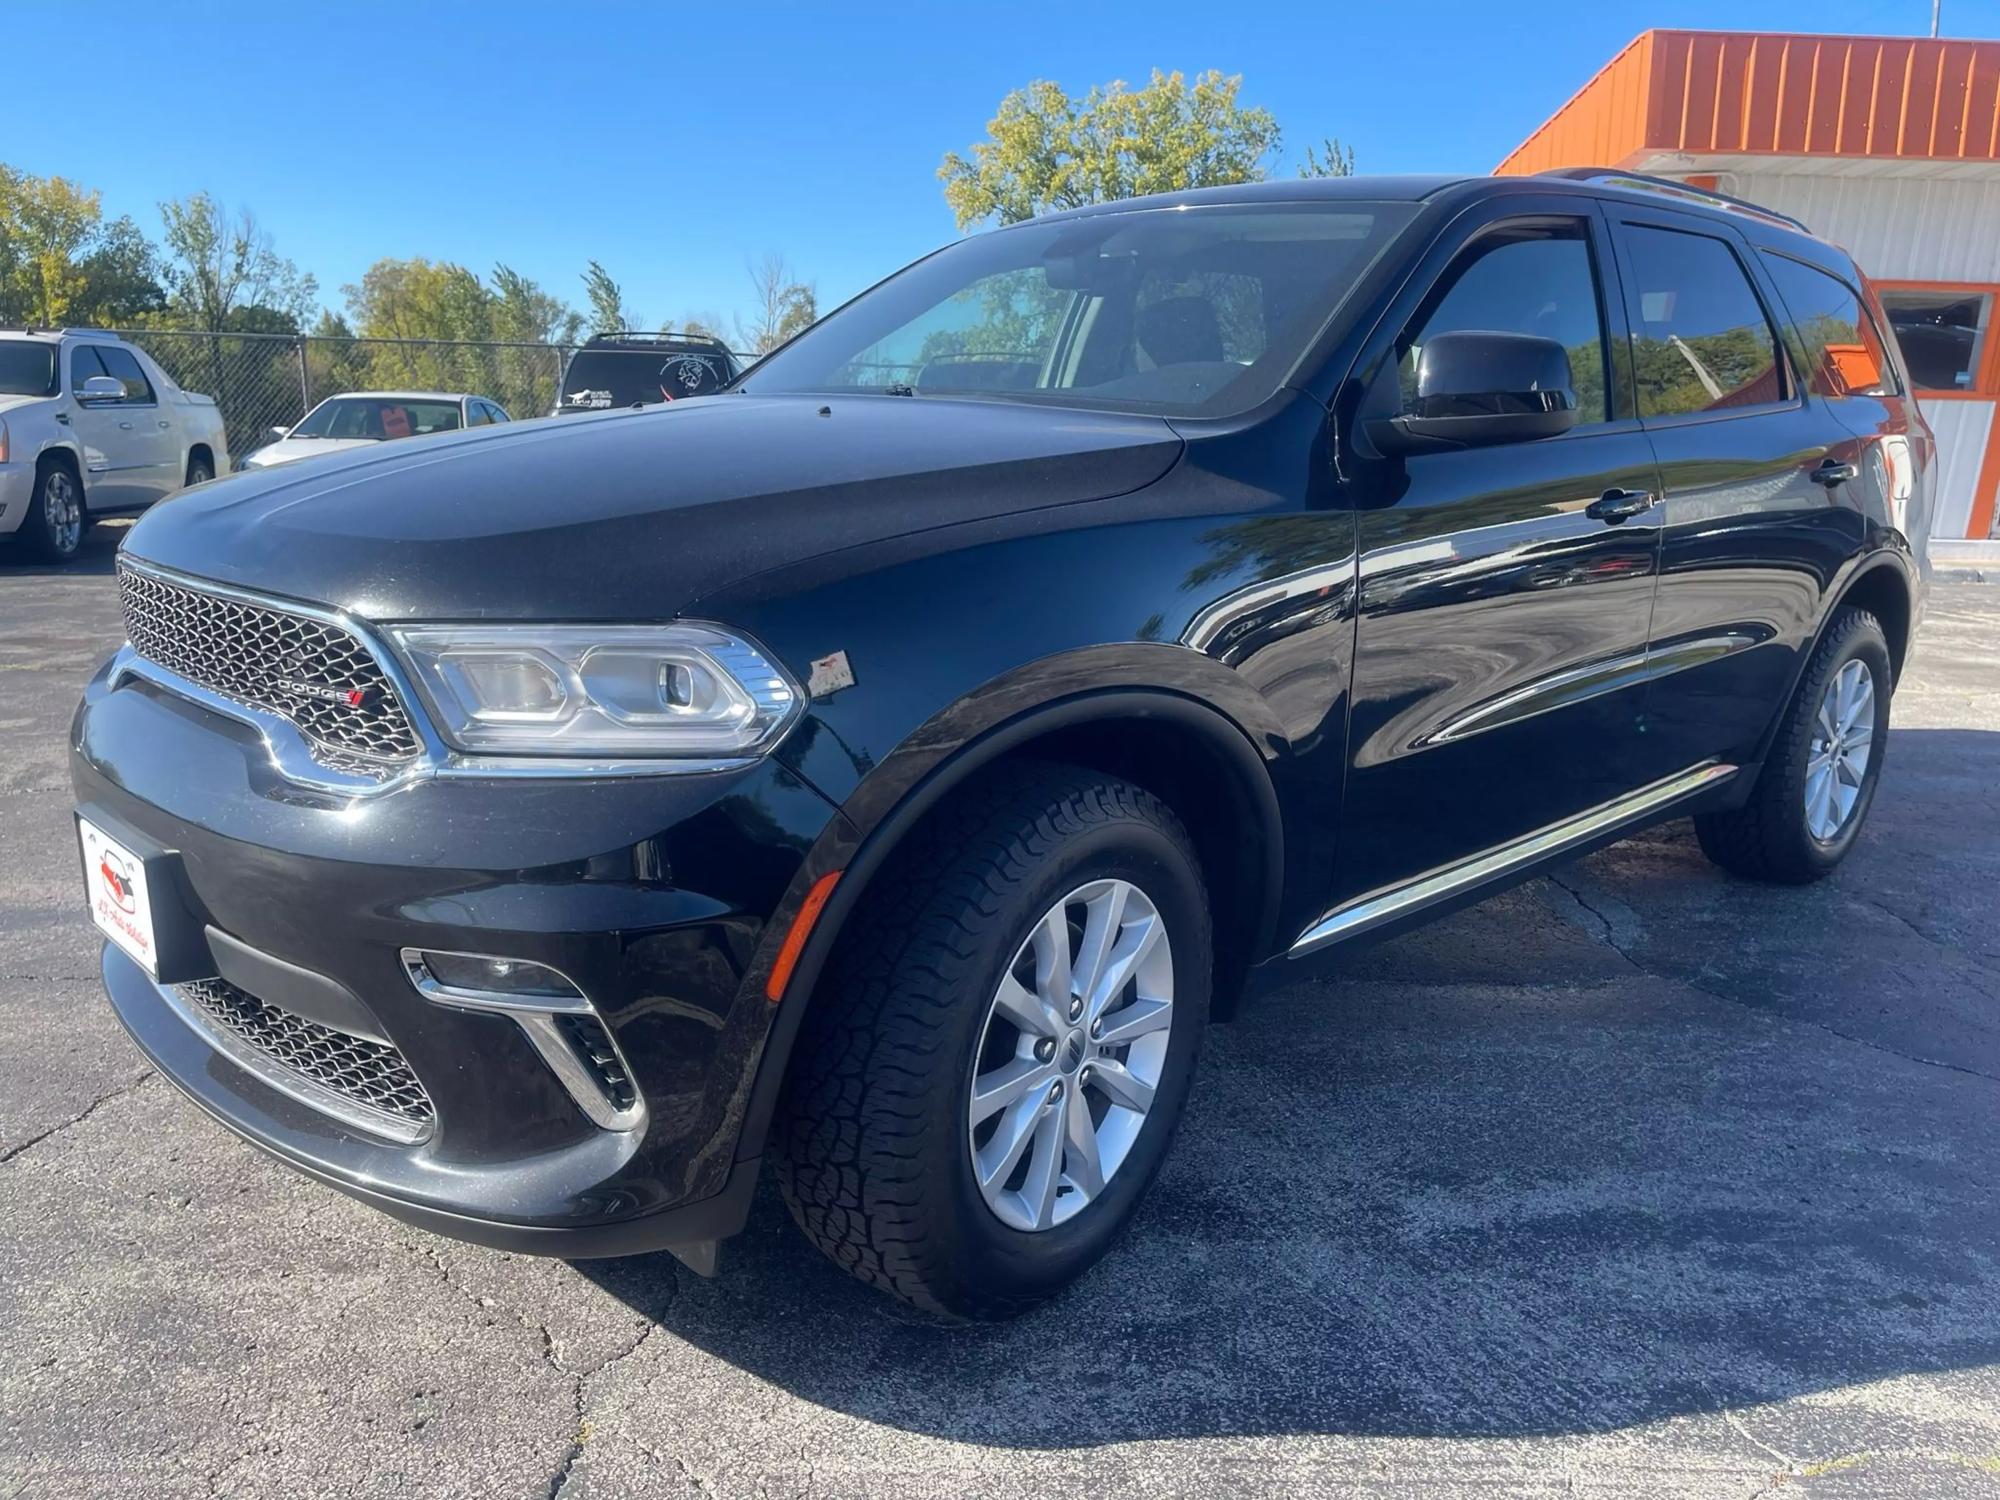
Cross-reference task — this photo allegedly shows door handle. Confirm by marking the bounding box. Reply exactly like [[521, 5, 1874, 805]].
[[118, 420, 134, 430], [1586, 487, 1654, 524], [1811, 457, 1858, 487], [158, 420, 170, 429]]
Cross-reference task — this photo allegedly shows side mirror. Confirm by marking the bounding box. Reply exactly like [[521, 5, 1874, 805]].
[[77, 374, 125, 404], [1367, 331, 1578, 456]]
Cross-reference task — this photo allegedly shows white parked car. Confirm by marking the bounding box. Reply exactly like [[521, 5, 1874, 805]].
[[240, 391, 511, 471], [0, 329, 228, 565]]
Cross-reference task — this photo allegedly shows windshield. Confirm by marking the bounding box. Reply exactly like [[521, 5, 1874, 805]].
[[0, 343, 58, 399], [291, 397, 463, 440], [742, 201, 1416, 417], [558, 348, 735, 411]]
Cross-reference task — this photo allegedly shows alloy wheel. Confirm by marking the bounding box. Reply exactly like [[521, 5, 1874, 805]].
[[1806, 658, 1875, 841], [966, 878, 1174, 1232], [43, 471, 81, 555]]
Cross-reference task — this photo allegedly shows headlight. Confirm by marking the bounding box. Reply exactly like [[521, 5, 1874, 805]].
[[385, 623, 801, 761]]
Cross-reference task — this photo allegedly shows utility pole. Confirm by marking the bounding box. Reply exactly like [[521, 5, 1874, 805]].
[[1932, 0, 1942, 37]]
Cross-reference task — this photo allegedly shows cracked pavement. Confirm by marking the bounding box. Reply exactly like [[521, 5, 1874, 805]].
[[2, 527, 1997, 1498]]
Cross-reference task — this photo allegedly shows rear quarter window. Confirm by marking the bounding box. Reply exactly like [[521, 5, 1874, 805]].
[[1760, 252, 1898, 398]]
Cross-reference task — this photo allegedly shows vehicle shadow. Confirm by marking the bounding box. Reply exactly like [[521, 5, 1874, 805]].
[[0, 519, 126, 579], [577, 727, 2000, 1446]]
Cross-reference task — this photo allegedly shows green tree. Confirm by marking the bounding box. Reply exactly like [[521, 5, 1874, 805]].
[[73, 215, 166, 324], [0, 167, 104, 325], [157, 192, 317, 330], [581, 260, 637, 335], [939, 69, 1281, 229], [1299, 137, 1356, 178]]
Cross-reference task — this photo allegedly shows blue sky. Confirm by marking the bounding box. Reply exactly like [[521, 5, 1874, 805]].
[[5, 0, 1993, 334]]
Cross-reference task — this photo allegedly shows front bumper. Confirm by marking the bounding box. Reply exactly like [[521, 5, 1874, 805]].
[[72, 652, 846, 1256]]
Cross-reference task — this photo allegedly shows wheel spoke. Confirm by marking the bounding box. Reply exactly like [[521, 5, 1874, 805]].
[[1088, 1058, 1156, 1114], [1813, 772, 1840, 838], [992, 972, 1057, 1039], [970, 1055, 1051, 1125], [975, 1094, 1043, 1192], [1020, 1096, 1066, 1228], [1094, 996, 1172, 1048], [1031, 905, 1074, 1020], [1085, 913, 1165, 1021], [1069, 882, 1129, 1021], [1062, 1088, 1105, 1199]]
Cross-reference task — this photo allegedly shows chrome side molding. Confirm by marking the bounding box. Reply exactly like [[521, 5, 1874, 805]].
[[1287, 761, 1739, 959]]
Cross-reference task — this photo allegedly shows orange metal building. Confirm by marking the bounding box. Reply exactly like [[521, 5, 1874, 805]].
[[1500, 29, 2000, 542]]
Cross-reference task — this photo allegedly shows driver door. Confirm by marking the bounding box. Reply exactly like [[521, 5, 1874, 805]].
[[1328, 198, 1667, 910]]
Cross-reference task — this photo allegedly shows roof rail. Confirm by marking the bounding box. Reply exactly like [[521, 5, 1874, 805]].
[[1534, 168, 1811, 234], [587, 329, 726, 345], [59, 326, 127, 339]]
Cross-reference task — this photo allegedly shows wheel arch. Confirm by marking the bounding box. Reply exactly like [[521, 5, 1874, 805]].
[[1750, 549, 1916, 770], [734, 685, 1288, 1162], [186, 442, 215, 482]]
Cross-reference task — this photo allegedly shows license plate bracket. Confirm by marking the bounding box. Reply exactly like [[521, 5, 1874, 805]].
[[76, 809, 213, 984]]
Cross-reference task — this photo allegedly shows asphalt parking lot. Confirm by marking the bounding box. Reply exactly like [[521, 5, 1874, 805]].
[[2, 523, 1996, 1499]]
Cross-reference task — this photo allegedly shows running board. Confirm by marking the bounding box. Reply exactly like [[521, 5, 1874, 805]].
[[1287, 762, 1739, 959]]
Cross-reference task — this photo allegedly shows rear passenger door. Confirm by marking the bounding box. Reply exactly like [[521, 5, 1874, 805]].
[[1604, 208, 1863, 784]]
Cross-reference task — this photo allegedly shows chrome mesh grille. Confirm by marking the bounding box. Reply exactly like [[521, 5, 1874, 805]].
[[118, 564, 422, 772], [178, 977, 434, 1137]]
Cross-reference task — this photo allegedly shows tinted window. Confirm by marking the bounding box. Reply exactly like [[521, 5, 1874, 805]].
[[1400, 223, 1608, 422], [485, 401, 510, 424], [559, 349, 732, 410], [466, 401, 491, 427], [96, 346, 156, 403], [1623, 227, 1784, 418], [69, 345, 108, 393], [743, 202, 1419, 419], [0, 342, 58, 398], [1878, 289, 1992, 393], [1762, 253, 1897, 398]]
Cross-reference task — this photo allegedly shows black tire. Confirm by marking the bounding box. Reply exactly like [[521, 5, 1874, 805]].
[[20, 459, 87, 564], [185, 454, 214, 486], [1694, 607, 1892, 883], [773, 764, 1211, 1320]]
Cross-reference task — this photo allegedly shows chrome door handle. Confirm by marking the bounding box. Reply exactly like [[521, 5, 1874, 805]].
[[1586, 487, 1654, 524], [1811, 457, 1858, 487], [158, 420, 171, 429], [118, 420, 134, 430]]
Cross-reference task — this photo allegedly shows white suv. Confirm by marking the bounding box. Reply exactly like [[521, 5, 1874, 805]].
[[0, 330, 229, 564]]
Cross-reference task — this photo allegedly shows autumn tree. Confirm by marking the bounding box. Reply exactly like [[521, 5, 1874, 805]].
[[939, 70, 1282, 229], [0, 167, 105, 325]]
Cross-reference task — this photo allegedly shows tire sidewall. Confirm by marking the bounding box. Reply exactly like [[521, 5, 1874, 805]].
[[1780, 617, 1892, 874], [927, 812, 1209, 1310]]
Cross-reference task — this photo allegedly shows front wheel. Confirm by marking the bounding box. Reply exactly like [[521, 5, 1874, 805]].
[[1695, 606, 1893, 883], [20, 462, 86, 563], [774, 766, 1210, 1319]]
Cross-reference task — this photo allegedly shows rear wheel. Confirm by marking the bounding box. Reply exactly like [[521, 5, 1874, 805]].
[[185, 454, 214, 487], [1695, 607, 1892, 883], [21, 461, 86, 563], [774, 766, 1210, 1319]]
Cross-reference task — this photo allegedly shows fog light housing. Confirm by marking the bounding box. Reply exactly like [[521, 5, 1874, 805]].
[[404, 949, 585, 1008], [402, 948, 644, 1131]]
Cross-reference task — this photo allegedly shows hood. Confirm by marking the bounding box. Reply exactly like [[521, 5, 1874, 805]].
[[240, 435, 380, 470], [123, 394, 1183, 621]]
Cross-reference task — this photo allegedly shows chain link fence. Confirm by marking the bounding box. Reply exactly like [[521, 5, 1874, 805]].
[[112, 330, 581, 465]]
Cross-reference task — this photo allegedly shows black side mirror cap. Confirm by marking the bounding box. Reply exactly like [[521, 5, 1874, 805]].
[[1368, 330, 1580, 456]]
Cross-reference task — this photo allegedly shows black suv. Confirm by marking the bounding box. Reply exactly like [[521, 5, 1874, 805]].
[[73, 173, 1932, 1319], [553, 330, 739, 415]]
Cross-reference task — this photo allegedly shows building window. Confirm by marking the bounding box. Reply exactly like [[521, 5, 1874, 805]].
[[1879, 290, 1993, 394]]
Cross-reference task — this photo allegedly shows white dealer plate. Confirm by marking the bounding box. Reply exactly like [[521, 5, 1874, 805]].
[[80, 818, 158, 976]]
